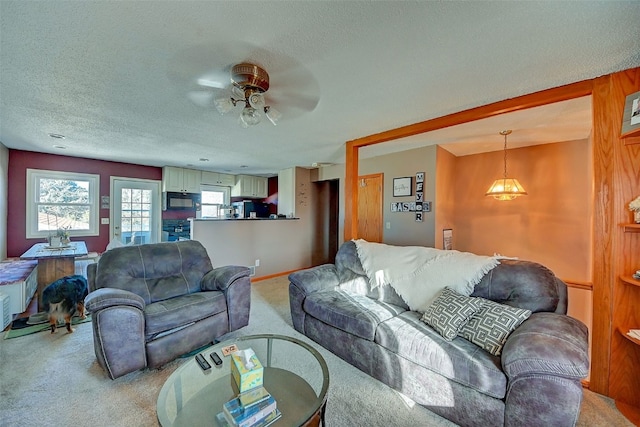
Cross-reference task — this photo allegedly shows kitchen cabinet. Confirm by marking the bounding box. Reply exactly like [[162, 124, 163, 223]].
[[231, 175, 268, 198], [201, 171, 235, 187], [162, 167, 201, 193]]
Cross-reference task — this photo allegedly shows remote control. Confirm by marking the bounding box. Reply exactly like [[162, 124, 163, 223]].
[[210, 351, 222, 366], [195, 353, 211, 371]]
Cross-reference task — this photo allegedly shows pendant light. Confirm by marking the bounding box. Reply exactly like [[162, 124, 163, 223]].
[[485, 130, 527, 201]]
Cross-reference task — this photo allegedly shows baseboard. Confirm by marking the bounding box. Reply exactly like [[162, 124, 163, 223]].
[[251, 267, 312, 282]]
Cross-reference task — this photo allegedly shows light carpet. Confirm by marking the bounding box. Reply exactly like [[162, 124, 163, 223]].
[[0, 275, 632, 427]]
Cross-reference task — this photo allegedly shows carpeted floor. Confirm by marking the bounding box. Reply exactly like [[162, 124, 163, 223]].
[[4, 315, 92, 339], [0, 275, 633, 427]]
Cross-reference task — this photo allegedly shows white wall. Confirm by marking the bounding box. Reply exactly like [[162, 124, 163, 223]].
[[0, 143, 8, 260]]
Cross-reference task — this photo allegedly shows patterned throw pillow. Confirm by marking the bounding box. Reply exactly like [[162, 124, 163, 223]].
[[459, 299, 532, 356], [420, 287, 484, 340]]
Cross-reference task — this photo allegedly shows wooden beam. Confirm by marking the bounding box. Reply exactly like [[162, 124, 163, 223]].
[[346, 79, 594, 148], [344, 141, 358, 241], [344, 78, 594, 241]]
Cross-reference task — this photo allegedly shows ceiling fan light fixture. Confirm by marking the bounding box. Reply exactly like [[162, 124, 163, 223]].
[[248, 93, 265, 109], [214, 97, 234, 114], [212, 63, 283, 127], [265, 106, 281, 126], [239, 106, 262, 127]]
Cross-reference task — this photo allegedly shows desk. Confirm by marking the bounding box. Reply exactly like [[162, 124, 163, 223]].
[[20, 241, 88, 310]]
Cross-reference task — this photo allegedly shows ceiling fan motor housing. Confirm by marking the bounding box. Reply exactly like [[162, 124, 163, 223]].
[[231, 63, 270, 93]]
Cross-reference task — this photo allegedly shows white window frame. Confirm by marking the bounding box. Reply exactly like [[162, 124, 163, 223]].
[[200, 184, 230, 218], [26, 169, 100, 238]]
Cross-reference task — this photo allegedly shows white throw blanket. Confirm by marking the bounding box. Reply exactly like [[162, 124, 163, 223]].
[[354, 240, 500, 312]]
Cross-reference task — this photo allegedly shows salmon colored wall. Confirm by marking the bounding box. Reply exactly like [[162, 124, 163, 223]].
[[452, 139, 592, 282], [450, 139, 594, 374], [435, 146, 457, 249], [7, 150, 161, 257]]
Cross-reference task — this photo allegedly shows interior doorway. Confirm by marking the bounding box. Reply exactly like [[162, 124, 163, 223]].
[[357, 173, 383, 242], [311, 179, 340, 265]]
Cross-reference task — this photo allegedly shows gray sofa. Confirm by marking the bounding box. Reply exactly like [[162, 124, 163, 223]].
[[85, 240, 250, 379], [289, 241, 589, 427]]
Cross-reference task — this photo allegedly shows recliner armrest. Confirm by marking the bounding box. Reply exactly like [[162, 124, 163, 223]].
[[501, 312, 589, 381], [201, 266, 250, 291], [288, 264, 340, 295], [85, 288, 146, 313]]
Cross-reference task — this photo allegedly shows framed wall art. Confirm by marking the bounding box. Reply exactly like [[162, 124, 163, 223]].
[[621, 90, 640, 138], [393, 177, 412, 197], [443, 229, 453, 250]]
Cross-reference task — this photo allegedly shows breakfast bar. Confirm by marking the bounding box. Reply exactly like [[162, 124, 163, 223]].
[[190, 217, 311, 278], [20, 241, 88, 309]]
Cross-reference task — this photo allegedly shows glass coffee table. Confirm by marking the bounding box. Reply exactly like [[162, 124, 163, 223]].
[[157, 334, 330, 427]]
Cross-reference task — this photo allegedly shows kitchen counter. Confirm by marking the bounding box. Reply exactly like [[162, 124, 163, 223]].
[[189, 217, 311, 277]]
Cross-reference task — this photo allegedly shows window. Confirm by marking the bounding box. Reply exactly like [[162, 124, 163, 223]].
[[200, 185, 230, 218], [26, 169, 100, 238]]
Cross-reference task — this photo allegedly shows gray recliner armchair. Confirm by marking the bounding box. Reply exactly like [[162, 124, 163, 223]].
[[85, 240, 250, 379]]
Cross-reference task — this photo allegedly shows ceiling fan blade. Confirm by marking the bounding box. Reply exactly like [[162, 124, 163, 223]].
[[196, 72, 229, 89], [268, 91, 320, 113], [187, 90, 215, 108]]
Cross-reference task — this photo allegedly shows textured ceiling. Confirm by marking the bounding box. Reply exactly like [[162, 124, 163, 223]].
[[1, 1, 639, 176]]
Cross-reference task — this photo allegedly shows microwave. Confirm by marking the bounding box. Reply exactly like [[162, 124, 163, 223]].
[[163, 192, 201, 211]]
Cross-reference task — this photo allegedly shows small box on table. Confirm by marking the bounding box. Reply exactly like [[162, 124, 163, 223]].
[[230, 349, 263, 393]]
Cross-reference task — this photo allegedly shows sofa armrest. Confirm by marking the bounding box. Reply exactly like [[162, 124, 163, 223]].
[[288, 264, 340, 296], [201, 266, 250, 291], [501, 312, 589, 381], [202, 266, 251, 331], [85, 288, 146, 313]]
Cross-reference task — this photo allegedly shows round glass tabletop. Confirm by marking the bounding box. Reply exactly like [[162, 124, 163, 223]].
[[157, 334, 330, 427]]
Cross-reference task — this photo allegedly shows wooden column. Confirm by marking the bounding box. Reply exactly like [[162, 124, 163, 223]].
[[591, 69, 640, 417]]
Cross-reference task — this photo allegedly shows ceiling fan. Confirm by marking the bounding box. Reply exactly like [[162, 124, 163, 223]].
[[208, 62, 281, 127], [187, 57, 320, 128]]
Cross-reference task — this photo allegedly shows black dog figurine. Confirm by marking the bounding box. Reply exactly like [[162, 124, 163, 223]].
[[41, 275, 88, 334]]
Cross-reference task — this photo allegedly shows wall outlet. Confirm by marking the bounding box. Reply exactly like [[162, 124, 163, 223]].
[[255, 259, 260, 267], [386, 222, 391, 229], [101, 218, 109, 224]]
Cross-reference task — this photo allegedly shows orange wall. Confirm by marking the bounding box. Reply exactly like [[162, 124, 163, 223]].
[[445, 139, 594, 374], [435, 146, 457, 249], [450, 139, 592, 282]]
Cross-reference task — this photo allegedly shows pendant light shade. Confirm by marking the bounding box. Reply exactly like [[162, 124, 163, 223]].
[[485, 130, 527, 200]]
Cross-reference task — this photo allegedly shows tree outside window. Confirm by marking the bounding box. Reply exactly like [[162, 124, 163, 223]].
[[26, 169, 99, 238]]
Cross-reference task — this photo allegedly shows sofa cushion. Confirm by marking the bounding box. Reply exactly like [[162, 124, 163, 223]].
[[376, 311, 508, 399], [303, 290, 407, 341], [144, 290, 227, 339], [421, 288, 484, 340], [460, 299, 531, 356]]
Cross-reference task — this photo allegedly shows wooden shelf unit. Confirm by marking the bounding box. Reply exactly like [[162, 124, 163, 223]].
[[611, 223, 640, 418], [619, 327, 640, 346], [623, 223, 640, 233]]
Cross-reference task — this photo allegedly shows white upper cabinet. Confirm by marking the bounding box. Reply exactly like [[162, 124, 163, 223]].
[[231, 175, 268, 198], [201, 171, 235, 187], [162, 167, 201, 193]]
